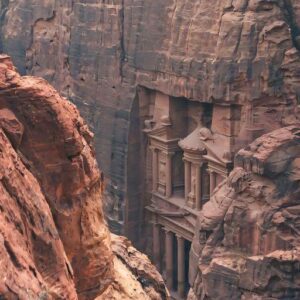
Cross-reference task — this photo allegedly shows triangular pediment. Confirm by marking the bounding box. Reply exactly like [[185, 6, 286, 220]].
[[203, 133, 233, 166], [203, 147, 224, 165], [178, 126, 206, 153], [148, 125, 173, 141]]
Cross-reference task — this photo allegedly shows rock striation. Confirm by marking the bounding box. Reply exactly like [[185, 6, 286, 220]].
[[188, 125, 300, 299], [0, 55, 168, 300], [1, 0, 300, 242], [102, 234, 169, 300], [1, 2, 300, 298]]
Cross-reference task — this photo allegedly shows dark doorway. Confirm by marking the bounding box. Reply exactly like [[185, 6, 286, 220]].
[[184, 240, 192, 295]]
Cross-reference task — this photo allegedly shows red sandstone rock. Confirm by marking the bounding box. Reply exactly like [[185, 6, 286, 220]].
[[2, 2, 300, 298], [188, 125, 300, 299], [1, 0, 300, 247], [0, 54, 114, 299], [97, 235, 169, 300], [0, 118, 77, 300], [110, 234, 169, 300], [0, 56, 168, 300]]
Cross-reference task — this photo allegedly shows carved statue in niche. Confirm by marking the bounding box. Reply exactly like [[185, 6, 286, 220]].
[[158, 153, 166, 195], [159, 159, 166, 183], [188, 166, 196, 206]]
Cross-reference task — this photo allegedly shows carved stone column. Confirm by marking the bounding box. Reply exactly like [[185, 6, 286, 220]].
[[195, 163, 202, 210], [152, 148, 158, 192], [184, 160, 191, 200], [165, 229, 174, 290], [177, 235, 185, 298], [166, 152, 174, 198], [153, 223, 161, 271]]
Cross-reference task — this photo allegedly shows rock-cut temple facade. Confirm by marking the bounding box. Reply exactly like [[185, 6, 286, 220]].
[[132, 87, 267, 299]]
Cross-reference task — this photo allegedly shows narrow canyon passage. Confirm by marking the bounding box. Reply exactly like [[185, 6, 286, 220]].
[[1, 0, 300, 299]]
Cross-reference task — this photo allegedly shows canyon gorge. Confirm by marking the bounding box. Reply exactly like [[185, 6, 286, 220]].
[[0, 0, 300, 299], [0, 54, 168, 299]]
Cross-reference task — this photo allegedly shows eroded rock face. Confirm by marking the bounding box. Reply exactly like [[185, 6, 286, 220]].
[[0, 103, 78, 300], [0, 55, 168, 300], [0, 54, 114, 299], [1, 0, 299, 240], [101, 234, 169, 300], [188, 125, 300, 299]]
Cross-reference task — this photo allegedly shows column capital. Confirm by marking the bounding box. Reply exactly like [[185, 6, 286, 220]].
[[162, 227, 173, 234], [193, 161, 204, 167], [149, 146, 158, 152], [176, 234, 184, 240], [183, 157, 191, 163], [162, 151, 175, 157], [151, 221, 161, 227], [207, 168, 217, 175]]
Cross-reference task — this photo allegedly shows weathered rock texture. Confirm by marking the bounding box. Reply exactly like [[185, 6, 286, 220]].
[[1, 0, 300, 243], [0, 55, 168, 300], [188, 125, 300, 299], [102, 234, 169, 300]]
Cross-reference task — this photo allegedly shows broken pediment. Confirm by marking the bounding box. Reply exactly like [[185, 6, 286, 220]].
[[179, 126, 207, 154]]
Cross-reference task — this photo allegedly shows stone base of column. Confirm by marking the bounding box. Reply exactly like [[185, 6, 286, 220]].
[[187, 195, 195, 209], [166, 270, 173, 290], [178, 282, 185, 298]]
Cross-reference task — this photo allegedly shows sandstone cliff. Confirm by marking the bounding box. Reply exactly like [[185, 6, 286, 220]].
[[1, 0, 299, 242], [0, 55, 168, 300], [188, 125, 300, 299]]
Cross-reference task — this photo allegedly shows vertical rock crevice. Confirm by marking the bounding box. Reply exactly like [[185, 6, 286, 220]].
[[279, 0, 300, 50], [0, 0, 9, 53]]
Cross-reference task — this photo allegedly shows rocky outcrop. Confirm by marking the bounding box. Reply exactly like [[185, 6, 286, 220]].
[[1, 0, 299, 240], [1, 1, 300, 298], [188, 125, 300, 299], [0, 55, 168, 300], [101, 234, 169, 300], [0, 87, 78, 299], [0, 54, 114, 299]]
